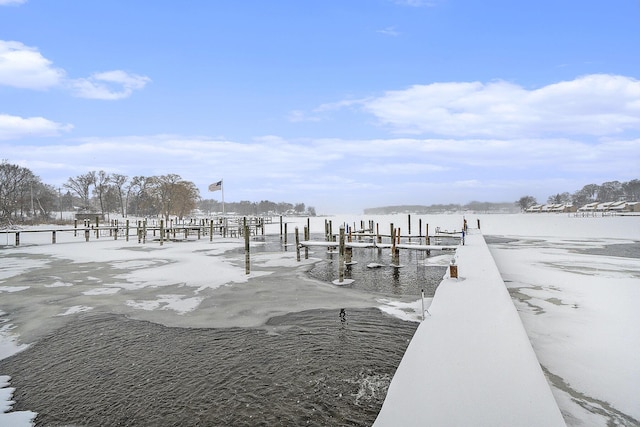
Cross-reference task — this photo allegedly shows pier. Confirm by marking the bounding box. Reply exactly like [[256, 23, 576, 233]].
[[0, 216, 272, 246], [373, 228, 566, 426]]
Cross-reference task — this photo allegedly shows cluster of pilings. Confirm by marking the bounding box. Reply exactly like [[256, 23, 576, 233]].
[[297, 216, 463, 284]]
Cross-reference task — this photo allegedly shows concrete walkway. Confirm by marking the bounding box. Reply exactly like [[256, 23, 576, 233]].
[[374, 229, 566, 426]]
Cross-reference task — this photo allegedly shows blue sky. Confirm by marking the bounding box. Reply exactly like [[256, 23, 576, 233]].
[[1, 0, 639, 214]]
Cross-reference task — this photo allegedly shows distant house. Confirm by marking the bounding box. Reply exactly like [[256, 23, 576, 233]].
[[524, 205, 543, 213], [607, 201, 640, 213], [627, 202, 640, 212], [577, 202, 599, 213], [577, 201, 640, 214], [525, 203, 576, 213]]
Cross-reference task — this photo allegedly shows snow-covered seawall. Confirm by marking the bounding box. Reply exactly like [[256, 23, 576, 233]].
[[374, 229, 566, 427]]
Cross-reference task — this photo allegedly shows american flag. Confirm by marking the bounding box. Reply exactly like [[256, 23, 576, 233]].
[[208, 180, 222, 192]]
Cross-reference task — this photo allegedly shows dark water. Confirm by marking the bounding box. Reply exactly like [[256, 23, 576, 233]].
[[484, 235, 640, 259], [231, 233, 451, 297], [306, 236, 455, 298], [572, 241, 640, 259], [0, 308, 418, 427]]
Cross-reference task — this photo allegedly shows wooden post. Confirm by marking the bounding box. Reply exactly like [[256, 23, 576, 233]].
[[419, 218, 423, 242], [279, 216, 283, 239], [304, 225, 309, 259], [52, 230, 56, 244], [15, 232, 20, 246], [160, 219, 164, 246], [210, 220, 214, 242], [450, 264, 458, 278], [295, 227, 300, 262], [346, 246, 352, 264], [114, 220, 118, 240], [284, 222, 288, 250], [408, 214, 411, 237], [74, 219, 78, 237], [126, 220, 130, 242], [397, 227, 401, 244], [85, 228, 89, 242], [244, 218, 250, 275], [391, 226, 396, 256], [477, 219, 481, 229], [338, 226, 345, 283]]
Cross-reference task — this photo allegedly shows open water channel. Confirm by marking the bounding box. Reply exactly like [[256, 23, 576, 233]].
[[0, 234, 453, 426]]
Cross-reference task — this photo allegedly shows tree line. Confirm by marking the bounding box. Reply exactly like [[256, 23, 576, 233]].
[[0, 161, 314, 225], [364, 201, 519, 215], [197, 199, 315, 217], [516, 179, 640, 210]]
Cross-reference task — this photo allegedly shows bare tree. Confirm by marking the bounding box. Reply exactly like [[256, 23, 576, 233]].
[[64, 171, 96, 211], [622, 179, 640, 201], [516, 195, 537, 211], [171, 181, 200, 219], [93, 170, 111, 216], [148, 175, 201, 221], [547, 192, 571, 204], [110, 173, 129, 216], [0, 161, 38, 222]]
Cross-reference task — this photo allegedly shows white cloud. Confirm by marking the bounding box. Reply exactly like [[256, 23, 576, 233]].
[[0, 114, 73, 140], [0, 0, 26, 5], [3, 132, 638, 212], [0, 40, 65, 89], [361, 74, 640, 138], [69, 70, 151, 100], [0, 40, 150, 99], [377, 26, 400, 37], [287, 110, 321, 123]]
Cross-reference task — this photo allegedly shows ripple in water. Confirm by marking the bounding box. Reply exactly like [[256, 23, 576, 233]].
[[0, 308, 418, 426]]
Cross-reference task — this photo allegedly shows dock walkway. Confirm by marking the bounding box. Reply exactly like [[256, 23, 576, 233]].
[[374, 229, 566, 426]]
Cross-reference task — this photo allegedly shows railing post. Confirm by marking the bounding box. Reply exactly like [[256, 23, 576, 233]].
[[339, 226, 345, 283]]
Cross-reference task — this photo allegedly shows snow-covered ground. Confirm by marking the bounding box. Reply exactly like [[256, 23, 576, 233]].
[[1, 213, 638, 426], [480, 215, 640, 426]]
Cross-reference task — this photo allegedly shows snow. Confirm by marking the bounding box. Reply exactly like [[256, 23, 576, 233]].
[[0, 375, 36, 427], [374, 230, 566, 426], [1, 213, 639, 426]]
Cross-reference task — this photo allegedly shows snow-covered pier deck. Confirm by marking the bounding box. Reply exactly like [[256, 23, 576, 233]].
[[374, 229, 566, 427]]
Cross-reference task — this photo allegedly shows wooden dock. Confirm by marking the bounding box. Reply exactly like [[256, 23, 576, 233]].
[[0, 216, 272, 246]]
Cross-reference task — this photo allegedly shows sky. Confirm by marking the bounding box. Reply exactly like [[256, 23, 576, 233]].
[[1, 0, 639, 214]]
